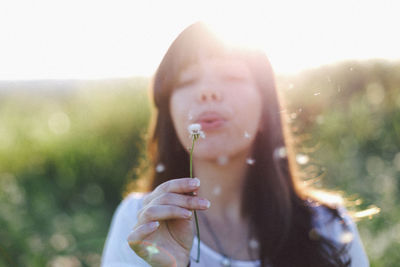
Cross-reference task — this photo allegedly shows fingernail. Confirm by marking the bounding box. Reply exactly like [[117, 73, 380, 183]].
[[199, 199, 211, 208], [183, 210, 193, 218], [149, 221, 160, 229], [189, 178, 200, 187]]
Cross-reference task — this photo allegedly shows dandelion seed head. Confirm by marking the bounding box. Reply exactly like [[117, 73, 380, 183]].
[[188, 123, 205, 140], [188, 123, 201, 133], [155, 163, 165, 173], [246, 158, 255, 165], [217, 156, 229, 165], [296, 154, 309, 165]]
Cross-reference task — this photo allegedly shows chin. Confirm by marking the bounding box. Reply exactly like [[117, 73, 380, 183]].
[[195, 145, 246, 162]]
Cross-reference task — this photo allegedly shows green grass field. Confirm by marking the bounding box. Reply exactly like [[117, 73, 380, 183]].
[[1, 60, 399, 266]]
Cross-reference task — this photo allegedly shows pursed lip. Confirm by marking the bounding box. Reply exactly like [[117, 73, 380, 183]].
[[194, 111, 227, 131]]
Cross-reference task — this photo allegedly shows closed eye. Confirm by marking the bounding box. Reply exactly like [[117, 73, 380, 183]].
[[221, 73, 248, 82], [175, 77, 198, 89]]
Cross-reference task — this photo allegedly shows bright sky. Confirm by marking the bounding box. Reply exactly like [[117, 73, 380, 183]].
[[0, 0, 399, 80]]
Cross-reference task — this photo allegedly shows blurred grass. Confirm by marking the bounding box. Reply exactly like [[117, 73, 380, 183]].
[[1, 60, 400, 266]]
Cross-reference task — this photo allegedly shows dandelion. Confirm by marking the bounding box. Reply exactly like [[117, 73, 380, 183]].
[[188, 123, 204, 263], [188, 123, 205, 140]]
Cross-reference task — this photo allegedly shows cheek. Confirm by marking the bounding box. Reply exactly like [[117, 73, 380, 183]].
[[234, 90, 263, 133], [169, 95, 192, 149]]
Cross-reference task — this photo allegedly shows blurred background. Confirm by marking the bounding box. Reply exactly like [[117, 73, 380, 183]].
[[1, 0, 399, 266]]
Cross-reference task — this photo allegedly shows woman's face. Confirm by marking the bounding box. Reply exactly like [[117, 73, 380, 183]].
[[169, 55, 263, 161]]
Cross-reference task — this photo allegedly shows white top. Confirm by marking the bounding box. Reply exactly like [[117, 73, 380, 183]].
[[101, 193, 369, 267]]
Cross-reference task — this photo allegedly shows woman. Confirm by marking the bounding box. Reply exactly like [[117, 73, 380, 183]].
[[101, 22, 369, 267]]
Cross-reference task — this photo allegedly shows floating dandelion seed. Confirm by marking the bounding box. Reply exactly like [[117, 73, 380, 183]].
[[314, 92, 321, 96], [155, 163, 165, 173], [290, 113, 297, 119], [244, 131, 250, 139], [249, 238, 259, 250], [296, 154, 309, 165], [246, 158, 255, 165], [188, 113, 193, 121], [298, 108, 303, 113], [276, 147, 287, 158], [217, 156, 229, 166], [339, 231, 354, 244], [213, 185, 221, 196]]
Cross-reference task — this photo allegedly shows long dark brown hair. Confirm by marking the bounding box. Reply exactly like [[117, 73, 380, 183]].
[[134, 22, 352, 267]]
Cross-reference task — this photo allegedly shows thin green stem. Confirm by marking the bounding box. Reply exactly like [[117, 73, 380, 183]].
[[190, 138, 200, 262]]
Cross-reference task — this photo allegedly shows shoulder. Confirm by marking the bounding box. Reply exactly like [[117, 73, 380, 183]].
[[310, 203, 370, 267]]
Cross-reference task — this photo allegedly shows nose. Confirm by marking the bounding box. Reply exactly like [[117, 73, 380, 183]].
[[198, 89, 222, 103]]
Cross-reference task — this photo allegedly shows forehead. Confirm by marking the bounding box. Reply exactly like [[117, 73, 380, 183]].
[[179, 56, 252, 76]]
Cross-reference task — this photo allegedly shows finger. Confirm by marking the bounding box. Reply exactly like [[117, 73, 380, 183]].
[[151, 192, 210, 210], [137, 204, 193, 225], [143, 178, 200, 206], [127, 221, 160, 245]]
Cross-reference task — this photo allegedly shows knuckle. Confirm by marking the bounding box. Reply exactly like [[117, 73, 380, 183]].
[[142, 194, 152, 206], [156, 192, 173, 205], [143, 206, 156, 221], [159, 180, 171, 192], [186, 196, 196, 208]]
